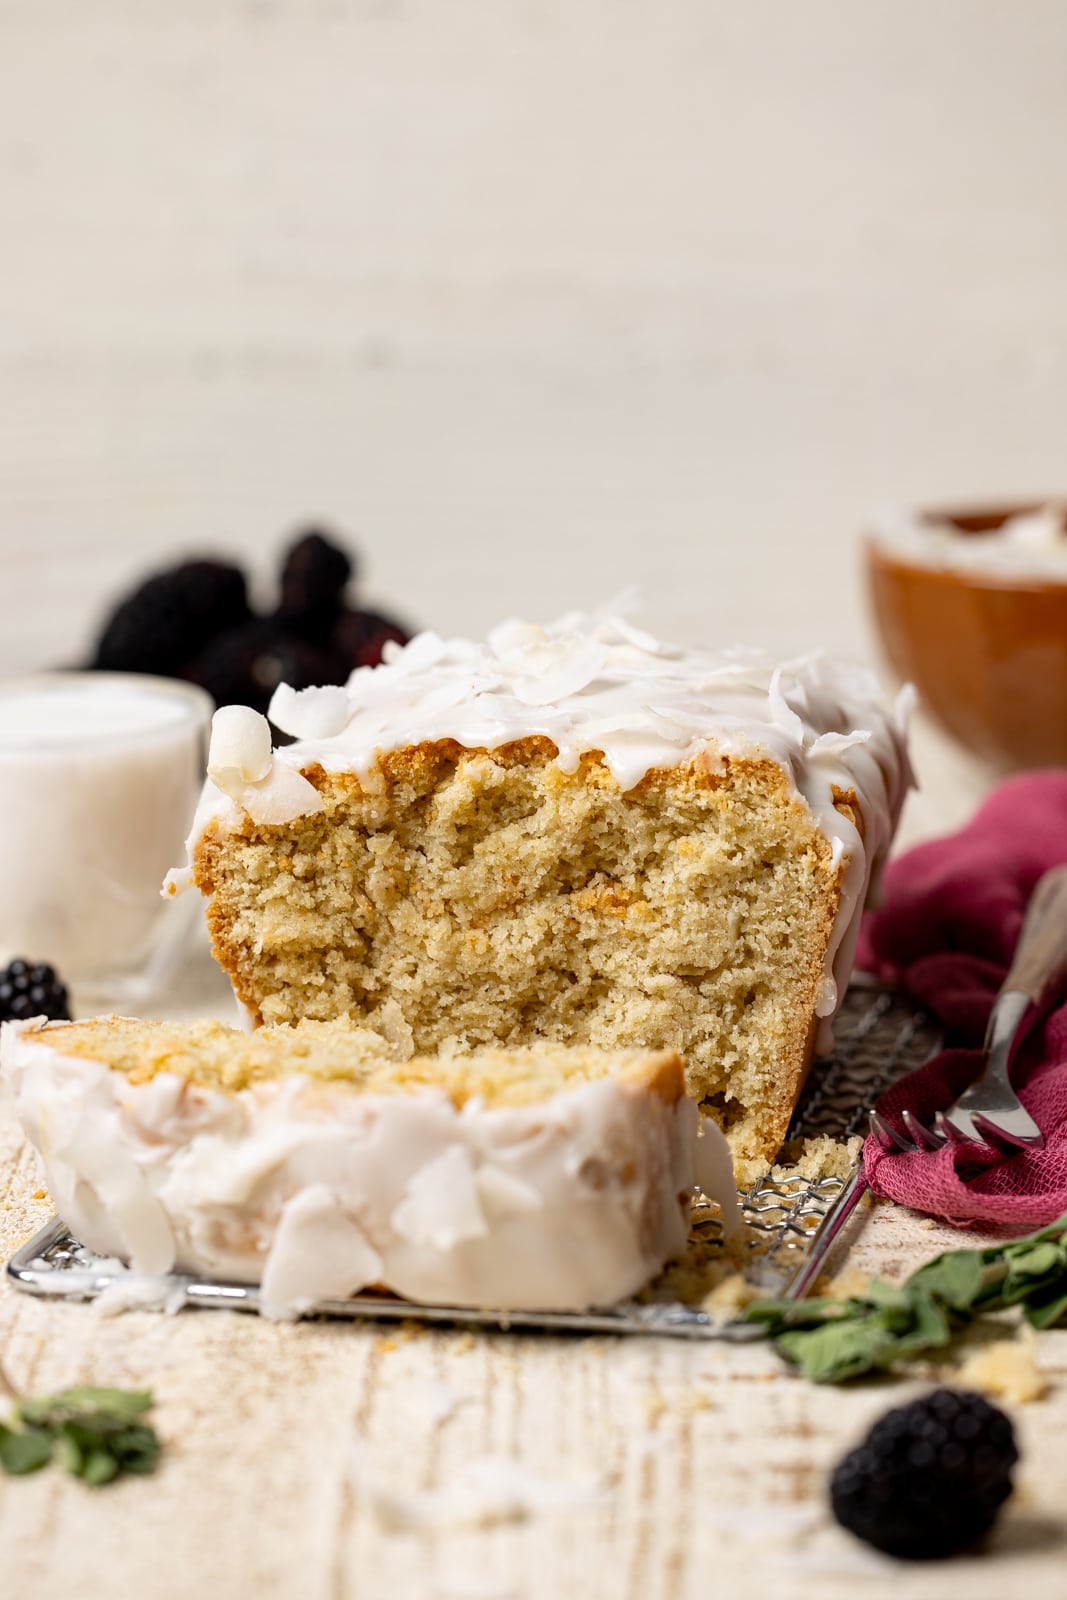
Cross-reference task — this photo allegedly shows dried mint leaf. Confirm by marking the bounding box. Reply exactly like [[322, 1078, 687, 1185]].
[[0, 1425, 53, 1476], [0, 1387, 161, 1485], [746, 1210, 1067, 1383]]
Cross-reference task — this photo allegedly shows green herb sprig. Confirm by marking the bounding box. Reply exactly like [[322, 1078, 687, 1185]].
[[745, 1211, 1067, 1384], [0, 1367, 161, 1485]]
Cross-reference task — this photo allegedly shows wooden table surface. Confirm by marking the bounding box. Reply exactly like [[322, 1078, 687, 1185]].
[[4, 4, 1067, 1595]]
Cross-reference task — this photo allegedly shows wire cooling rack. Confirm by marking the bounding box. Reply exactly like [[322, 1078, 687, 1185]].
[[6, 986, 941, 1340]]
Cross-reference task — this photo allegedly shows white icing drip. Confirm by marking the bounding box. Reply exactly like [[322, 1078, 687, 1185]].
[[11, 1041, 177, 1274], [767, 666, 807, 746], [168, 615, 913, 1043], [391, 1145, 490, 1251], [93, 1275, 188, 1317], [1, 1021, 707, 1316], [260, 1185, 384, 1319], [475, 1164, 543, 1219], [694, 1116, 743, 1242]]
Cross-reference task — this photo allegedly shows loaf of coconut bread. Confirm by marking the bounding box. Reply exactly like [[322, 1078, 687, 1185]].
[[166, 613, 912, 1177]]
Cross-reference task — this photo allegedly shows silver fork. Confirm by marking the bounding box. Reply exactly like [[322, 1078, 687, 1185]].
[[870, 862, 1067, 1154], [784, 864, 1067, 1301]]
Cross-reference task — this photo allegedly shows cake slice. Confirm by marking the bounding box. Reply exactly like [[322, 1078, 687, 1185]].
[[1, 1015, 731, 1317], [167, 614, 912, 1177]]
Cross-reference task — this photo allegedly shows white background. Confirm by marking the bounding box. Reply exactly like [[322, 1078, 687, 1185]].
[[2, 1, 1065, 679]]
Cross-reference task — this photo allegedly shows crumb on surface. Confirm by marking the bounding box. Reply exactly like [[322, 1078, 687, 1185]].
[[641, 1389, 667, 1426], [641, 1235, 752, 1311], [702, 1272, 761, 1317], [767, 1134, 862, 1184], [955, 1327, 1048, 1405], [825, 1265, 871, 1300], [643, 1132, 862, 1314]]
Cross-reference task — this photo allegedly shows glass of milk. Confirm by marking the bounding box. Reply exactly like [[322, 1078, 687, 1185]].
[[0, 673, 213, 1009]]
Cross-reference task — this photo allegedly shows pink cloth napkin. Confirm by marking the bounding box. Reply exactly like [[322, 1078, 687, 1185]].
[[858, 772, 1067, 1228]]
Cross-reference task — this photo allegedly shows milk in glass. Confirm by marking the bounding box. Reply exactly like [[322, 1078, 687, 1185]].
[[0, 674, 212, 998]]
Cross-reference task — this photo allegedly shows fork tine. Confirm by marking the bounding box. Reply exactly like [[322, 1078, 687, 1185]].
[[937, 1106, 1036, 1153], [934, 1110, 974, 1144], [871, 1105, 1035, 1159], [969, 1110, 1044, 1152], [901, 1108, 946, 1151], [869, 1110, 916, 1152]]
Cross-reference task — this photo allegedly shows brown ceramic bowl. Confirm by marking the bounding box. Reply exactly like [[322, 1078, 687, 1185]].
[[864, 503, 1067, 769]]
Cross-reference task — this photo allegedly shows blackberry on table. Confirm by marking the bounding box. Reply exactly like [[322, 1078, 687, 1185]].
[[0, 959, 71, 1023], [830, 1388, 1018, 1560], [331, 606, 410, 672], [92, 560, 251, 676], [88, 530, 414, 705], [277, 530, 354, 640], [188, 620, 339, 715]]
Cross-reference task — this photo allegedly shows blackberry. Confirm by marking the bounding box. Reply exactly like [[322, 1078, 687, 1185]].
[[187, 620, 339, 714], [277, 531, 354, 640], [0, 959, 71, 1023], [830, 1388, 1018, 1560], [92, 560, 251, 676], [331, 606, 410, 672]]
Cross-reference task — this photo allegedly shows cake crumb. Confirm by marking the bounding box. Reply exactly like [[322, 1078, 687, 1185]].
[[642, 1238, 754, 1311], [955, 1328, 1048, 1405], [641, 1389, 667, 1427], [702, 1272, 760, 1317], [768, 1134, 862, 1184], [826, 1265, 871, 1299]]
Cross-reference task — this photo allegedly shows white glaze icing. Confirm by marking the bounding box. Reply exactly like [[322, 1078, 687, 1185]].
[[2, 1019, 715, 1318], [166, 612, 913, 1031], [870, 503, 1067, 578], [695, 1116, 744, 1242]]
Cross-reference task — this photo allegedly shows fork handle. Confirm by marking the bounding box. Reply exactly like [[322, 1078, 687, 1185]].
[[1001, 863, 1067, 1011]]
